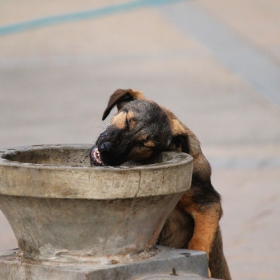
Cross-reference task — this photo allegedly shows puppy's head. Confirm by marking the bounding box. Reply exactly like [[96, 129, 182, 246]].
[[90, 89, 173, 166]]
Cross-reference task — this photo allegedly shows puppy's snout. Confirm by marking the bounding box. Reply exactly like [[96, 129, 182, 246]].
[[99, 142, 113, 152]]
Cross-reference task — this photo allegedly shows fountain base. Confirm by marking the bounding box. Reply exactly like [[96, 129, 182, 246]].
[[0, 246, 208, 280]]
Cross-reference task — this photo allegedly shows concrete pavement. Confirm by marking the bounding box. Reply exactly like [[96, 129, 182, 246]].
[[1, 1, 280, 279]]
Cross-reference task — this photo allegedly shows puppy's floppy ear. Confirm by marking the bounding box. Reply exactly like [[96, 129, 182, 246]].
[[102, 89, 145, 120], [168, 115, 191, 154], [171, 134, 190, 154]]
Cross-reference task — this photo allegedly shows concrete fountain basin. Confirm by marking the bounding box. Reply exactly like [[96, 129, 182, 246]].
[[0, 144, 193, 261]]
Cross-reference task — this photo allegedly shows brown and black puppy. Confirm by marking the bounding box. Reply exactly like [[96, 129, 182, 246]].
[[90, 89, 231, 280]]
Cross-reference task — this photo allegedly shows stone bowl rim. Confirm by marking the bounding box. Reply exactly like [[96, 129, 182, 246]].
[[0, 144, 193, 172], [0, 144, 193, 199]]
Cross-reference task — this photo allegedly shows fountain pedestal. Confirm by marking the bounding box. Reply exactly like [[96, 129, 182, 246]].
[[0, 145, 208, 279]]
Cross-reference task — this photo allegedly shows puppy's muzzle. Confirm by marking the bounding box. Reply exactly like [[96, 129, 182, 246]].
[[90, 125, 130, 166], [91, 139, 114, 163]]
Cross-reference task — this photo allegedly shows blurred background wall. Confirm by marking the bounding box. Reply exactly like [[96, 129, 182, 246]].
[[1, 1, 280, 279]]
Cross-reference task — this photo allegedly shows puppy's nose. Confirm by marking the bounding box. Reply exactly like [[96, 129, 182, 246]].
[[99, 142, 112, 152]]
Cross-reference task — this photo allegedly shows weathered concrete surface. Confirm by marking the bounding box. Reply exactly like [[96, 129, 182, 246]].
[[0, 146, 192, 199], [0, 1, 280, 279], [0, 247, 208, 280], [0, 146, 192, 259]]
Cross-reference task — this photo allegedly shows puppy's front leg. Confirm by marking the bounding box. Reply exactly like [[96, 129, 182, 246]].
[[182, 195, 221, 255], [178, 190, 222, 277]]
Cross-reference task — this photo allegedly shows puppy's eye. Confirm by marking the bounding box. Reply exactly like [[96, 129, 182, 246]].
[[136, 141, 145, 148]]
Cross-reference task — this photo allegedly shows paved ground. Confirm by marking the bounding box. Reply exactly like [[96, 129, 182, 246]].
[[0, 1, 280, 279]]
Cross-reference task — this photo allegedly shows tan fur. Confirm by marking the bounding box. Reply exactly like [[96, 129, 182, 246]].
[[160, 105, 231, 279], [102, 89, 231, 279], [111, 111, 126, 129], [179, 196, 221, 256], [163, 107, 201, 156], [127, 111, 137, 130], [146, 92, 231, 279], [111, 111, 138, 130], [130, 146, 153, 160], [144, 140, 155, 148]]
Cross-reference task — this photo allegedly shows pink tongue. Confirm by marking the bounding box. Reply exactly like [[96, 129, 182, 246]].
[[91, 147, 97, 158]]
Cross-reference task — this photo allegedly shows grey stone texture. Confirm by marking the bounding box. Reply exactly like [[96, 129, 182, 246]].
[[0, 146, 192, 259], [0, 247, 209, 280]]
